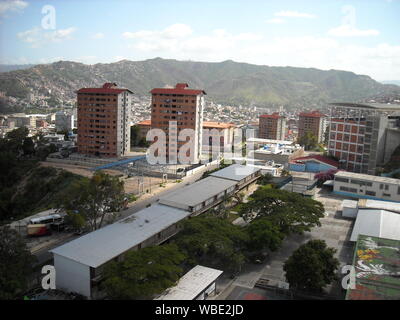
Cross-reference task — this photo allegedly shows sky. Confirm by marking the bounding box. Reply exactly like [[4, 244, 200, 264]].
[[0, 0, 399, 81]]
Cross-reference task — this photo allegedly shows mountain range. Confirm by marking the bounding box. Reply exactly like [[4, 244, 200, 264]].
[[1, 58, 399, 108]]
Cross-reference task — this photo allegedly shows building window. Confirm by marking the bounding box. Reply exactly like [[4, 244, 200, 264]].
[[335, 177, 349, 183], [365, 191, 376, 196]]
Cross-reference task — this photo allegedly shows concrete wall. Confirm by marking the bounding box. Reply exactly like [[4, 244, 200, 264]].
[[333, 176, 400, 202], [54, 254, 91, 298]]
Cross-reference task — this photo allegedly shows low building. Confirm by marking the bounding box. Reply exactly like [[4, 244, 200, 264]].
[[346, 234, 400, 300], [202, 121, 236, 154], [159, 176, 237, 215], [155, 265, 223, 300], [333, 171, 400, 202], [289, 155, 339, 173], [341, 199, 359, 218], [209, 163, 261, 188], [350, 209, 400, 241], [50, 204, 190, 299], [135, 119, 151, 141]]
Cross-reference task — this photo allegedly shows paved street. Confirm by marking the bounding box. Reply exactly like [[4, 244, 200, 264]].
[[215, 187, 355, 300]]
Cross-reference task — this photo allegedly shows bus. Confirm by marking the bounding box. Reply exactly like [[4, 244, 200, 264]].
[[29, 214, 63, 225]]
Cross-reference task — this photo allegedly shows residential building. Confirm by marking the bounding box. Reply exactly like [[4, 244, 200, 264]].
[[298, 111, 326, 143], [328, 102, 400, 174], [76, 83, 134, 158], [333, 171, 400, 202], [202, 121, 236, 154], [55, 111, 74, 132], [150, 83, 206, 164], [136, 119, 152, 141], [259, 113, 286, 140]]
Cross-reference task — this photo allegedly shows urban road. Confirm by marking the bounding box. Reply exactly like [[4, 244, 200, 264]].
[[33, 163, 219, 266]]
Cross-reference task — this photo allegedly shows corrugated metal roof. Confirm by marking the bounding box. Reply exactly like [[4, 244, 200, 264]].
[[350, 209, 400, 241], [155, 265, 223, 300], [50, 204, 189, 268], [358, 199, 400, 214], [159, 176, 237, 209], [209, 164, 260, 182]]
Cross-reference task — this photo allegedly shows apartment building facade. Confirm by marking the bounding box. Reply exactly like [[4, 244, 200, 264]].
[[77, 83, 133, 158], [150, 83, 206, 164], [328, 103, 400, 174], [259, 113, 286, 140], [298, 111, 326, 143]]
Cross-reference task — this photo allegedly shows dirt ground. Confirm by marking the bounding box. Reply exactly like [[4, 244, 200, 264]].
[[40, 161, 122, 178], [40, 161, 169, 195]]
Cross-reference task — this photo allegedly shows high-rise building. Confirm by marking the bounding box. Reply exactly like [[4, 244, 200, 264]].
[[328, 103, 400, 174], [55, 111, 74, 132], [77, 83, 133, 158], [150, 83, 206, 164], [298, 111, 326, 143], [259, 113, 286, 140]]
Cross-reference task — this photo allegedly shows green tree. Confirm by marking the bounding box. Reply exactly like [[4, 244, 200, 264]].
[[174, 215, 248, 273], [240, 187, 324, 235], [56, 172, 126, 231], [102, 244, 186, 299], [130, 125, 140, 147], [0, 226, 36, 299], [244, 218, 285, 252], [298, 131, 318, 151], [283, 240, 339, 293], [257, 173, 274, 186], [22, 137, 35, 156]]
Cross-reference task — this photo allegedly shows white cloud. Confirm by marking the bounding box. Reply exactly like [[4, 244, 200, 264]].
[[275, 11, 316, 18], [123, 23, 192, 40], [0, 0, 28, 16], [121, 24, 400, 80], [266, 18, 286, 24], [92, 32, 104, 39], [328, 24, 380, 37], [17, 27, 77, 47]]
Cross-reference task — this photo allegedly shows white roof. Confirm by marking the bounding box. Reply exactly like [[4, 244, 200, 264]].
[[247, 138, 294, 145], [209, 164, 260, 182], [335, 171, 400, 185], [358, 199, 400, 214], [159, 177, 237, 209], [155, 265, 223, 300], [350, 209, 400, 241], [342, 199, 358, 208], [50, 204, 189, 268]]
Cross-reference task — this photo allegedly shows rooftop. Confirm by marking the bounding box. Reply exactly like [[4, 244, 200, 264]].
[[350, 209, 400, 241], [330, 102, 400, 112], [290, 155, 339, 168], [159, 176, 237, 209], [346, 234, 400, 300], [50, 204, 189, 268], [155, 265, 223, 300], [209, 164, 261, 182], [136, 119, 151, 126], [203, 121, 236, 129], [299, 111, 326, 118], [358, 199, 400, 214], [150, 83, 206, 96], [77, 83, 133, 95], [335, 171, 400, 185]]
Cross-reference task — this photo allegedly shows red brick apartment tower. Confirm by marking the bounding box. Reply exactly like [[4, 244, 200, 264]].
[[77, 83, 133, 158], [150, 83, 206, 164], [259, 113, 286, 140], [298, 111, 326, 143]]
